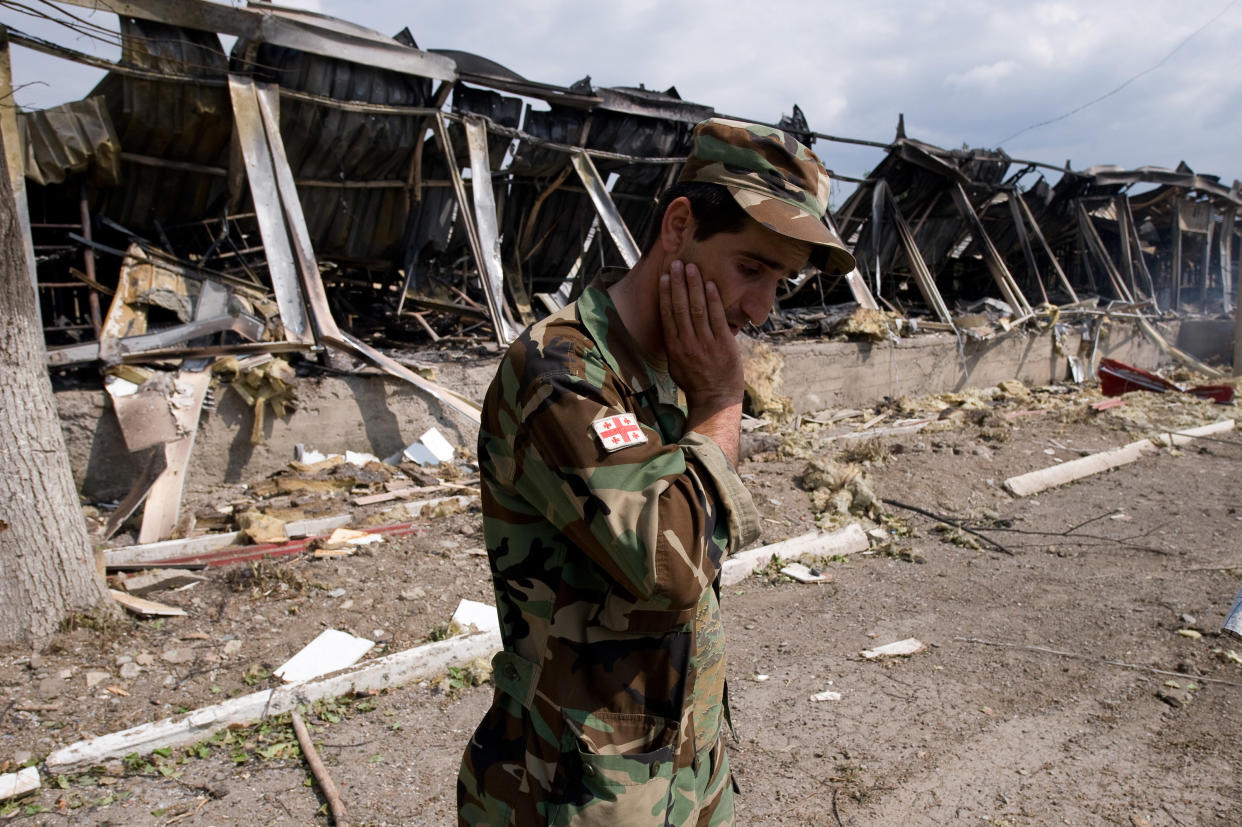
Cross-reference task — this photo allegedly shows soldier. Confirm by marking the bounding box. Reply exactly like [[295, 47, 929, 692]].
[[458, 118, 855, 825]]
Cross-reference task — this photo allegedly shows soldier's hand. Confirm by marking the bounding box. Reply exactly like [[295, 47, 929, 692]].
[[658, 260, 744, 412]]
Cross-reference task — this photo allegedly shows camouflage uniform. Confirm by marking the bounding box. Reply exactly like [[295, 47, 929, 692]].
[[457, 273, 760, 826], [458, 117, 854, 826]]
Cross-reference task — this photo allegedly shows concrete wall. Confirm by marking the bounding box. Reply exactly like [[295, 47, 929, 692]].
[[58, 317, 1230, 501], [777, 318, 1173, 413], [58, 358, 498, 502]]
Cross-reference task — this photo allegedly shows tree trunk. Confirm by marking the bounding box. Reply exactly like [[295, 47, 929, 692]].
[[0, 132, 116, 648]]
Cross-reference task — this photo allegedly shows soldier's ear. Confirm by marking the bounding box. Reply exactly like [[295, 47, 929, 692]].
[[659, 196, 695, 254]]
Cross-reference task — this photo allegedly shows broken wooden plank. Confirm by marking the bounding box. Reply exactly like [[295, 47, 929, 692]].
[[119, 569, 205, 596], [323, 330, 481, 424], [137, 368, 214, 543], [1004, 420, 1236, 497], [45, 602, 501, 772], [721, 524, 869, 587], [286, 514, 353, 538], [110, 589, 187, 617], [353, 487, 423, 506], [401, 494, 476, 518], [106, 376, 181, 452], [99, 446, 167, 542], [104, 513, 353, 569], [291, 710, 349, 827], [103, 532, 244, 569]]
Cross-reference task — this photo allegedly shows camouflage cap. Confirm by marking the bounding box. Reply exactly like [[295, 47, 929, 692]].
[[678, 118, 856, 275]]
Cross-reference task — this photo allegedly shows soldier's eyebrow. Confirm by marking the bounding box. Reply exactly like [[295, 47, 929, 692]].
[[738, 249, 803, 278]]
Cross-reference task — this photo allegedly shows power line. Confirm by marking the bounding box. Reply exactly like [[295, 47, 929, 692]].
[[998, 0, 1239, 145]]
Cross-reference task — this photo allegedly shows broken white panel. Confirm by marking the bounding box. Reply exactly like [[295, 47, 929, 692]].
[[274, 629, 375, 683], [388, 427, 456, 466], [452, 598, 500, 635], [860, 638, 925, 660], [419, 428, 455, 463], [810, 689, 842, 702], [294, 444, 327, 464], [104, 375, 140, 398], [0, 767, 39, 802]]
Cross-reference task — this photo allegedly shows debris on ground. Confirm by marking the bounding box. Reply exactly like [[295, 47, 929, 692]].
[[1098, 358, 1234, 404], [860, 638, 926, 660]]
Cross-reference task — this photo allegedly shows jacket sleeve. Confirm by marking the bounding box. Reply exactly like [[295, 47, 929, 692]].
[[504, 366, 759, 617]]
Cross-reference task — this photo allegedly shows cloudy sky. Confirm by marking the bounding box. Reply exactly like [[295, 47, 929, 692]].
[[5, 0, 1240, 201]]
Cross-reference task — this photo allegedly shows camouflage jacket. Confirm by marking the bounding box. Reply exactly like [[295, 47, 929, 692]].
[[459, 276, 760, 824]]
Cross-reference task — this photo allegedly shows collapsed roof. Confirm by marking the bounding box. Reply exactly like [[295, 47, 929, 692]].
[[4, 0, 1240, 369]]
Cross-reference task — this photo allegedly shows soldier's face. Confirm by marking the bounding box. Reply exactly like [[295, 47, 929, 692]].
[[679, 219, 811, 335]]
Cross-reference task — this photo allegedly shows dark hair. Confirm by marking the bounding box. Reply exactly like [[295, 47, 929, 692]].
[[641, 181, 749, 255]]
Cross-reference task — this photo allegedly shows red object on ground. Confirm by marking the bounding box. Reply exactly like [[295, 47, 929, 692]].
[[1097, 358, 1234, 404]]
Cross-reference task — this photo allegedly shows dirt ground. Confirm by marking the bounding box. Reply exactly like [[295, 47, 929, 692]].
[[2, 376, 1242, 826]]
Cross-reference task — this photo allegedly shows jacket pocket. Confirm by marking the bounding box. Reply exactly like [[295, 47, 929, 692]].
[[550, 711, 678, 825], [598, 589, 694, 635]]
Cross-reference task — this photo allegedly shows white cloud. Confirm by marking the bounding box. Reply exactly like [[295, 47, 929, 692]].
[[945, 60, 1019, 91], [2, 0, 1239, 182]]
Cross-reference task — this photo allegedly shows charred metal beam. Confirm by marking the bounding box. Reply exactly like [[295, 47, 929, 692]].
[[1005, 194, 1048, 306], [569, 149, 641, 268], [1200, 211, 1214, 309], [53, 0, 457, 82], [227, 74, 314, 344], [1075, 200, 1134, 304], [433, 113, 518, 345], [1120, 196, 1158, 312], [879, 181, 953, 325], [45, 313, 267, 366], [465, 115, 533, 326], [253, 80, 342, 342], [1219, 207, 1235, 314], [951, 184, 1033, 317], [1114, 196, 1139, 302], [1172, 199, 1184, 310]]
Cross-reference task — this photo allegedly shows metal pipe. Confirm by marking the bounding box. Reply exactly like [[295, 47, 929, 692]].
[[79, 181, 102, 337]]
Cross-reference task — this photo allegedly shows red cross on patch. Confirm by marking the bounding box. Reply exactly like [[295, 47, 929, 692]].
[[591, 413, 648, 453]]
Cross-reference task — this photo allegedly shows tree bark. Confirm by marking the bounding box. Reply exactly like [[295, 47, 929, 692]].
[[0, 130, 115, 648]]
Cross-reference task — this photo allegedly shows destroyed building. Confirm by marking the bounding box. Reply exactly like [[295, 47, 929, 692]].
[[2, 0, 1240, 548]]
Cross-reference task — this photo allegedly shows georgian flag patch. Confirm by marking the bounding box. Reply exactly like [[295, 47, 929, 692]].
[[591, 413, 648, 452]]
